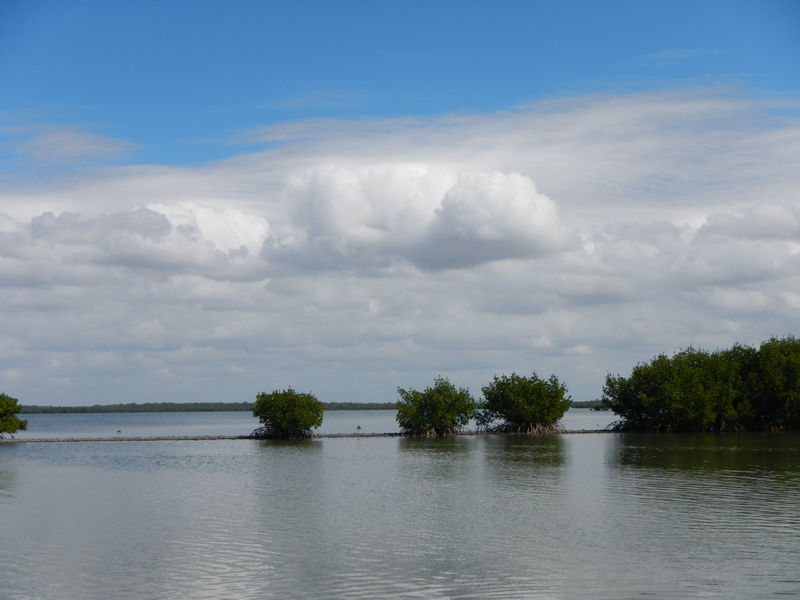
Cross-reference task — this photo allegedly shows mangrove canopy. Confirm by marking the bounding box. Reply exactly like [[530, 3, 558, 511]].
[[0, 393, 27, 438], [602, 336, 800, 432], [479, 372, 572, 432], [396, 376, 476, 436], [251, 388, 324, 439]]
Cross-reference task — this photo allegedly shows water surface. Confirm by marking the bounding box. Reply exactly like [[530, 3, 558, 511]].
[[14, 407, 615, 439], [2, 423, 798, 599]]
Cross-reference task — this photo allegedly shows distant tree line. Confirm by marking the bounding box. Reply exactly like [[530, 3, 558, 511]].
[[20, 401, 396, 414], [20, 402, 256, 414], [571, 400, 605, 409], [602, 336, 800, 432], [324, 402, 396, 411]]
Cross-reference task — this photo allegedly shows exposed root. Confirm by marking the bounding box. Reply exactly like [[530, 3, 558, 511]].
[[480, 422, 564, 434], [247, 427, 316, 440]]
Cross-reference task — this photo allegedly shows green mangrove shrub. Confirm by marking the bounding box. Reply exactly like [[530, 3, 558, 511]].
[[0, 393, 27, 438], [395, 376, 476, 436], [478, 372, 572, 432], [251, 388, 324, 439]]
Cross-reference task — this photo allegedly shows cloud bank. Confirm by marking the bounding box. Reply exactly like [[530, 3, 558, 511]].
[[1, 87, 799, 405]]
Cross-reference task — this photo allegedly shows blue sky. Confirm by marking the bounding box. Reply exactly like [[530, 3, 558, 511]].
[[1, 1, 800, 406], [3, 0, 798, 166]]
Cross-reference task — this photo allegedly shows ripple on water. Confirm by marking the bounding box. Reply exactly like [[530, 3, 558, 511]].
[[2, 433, 800, 599]]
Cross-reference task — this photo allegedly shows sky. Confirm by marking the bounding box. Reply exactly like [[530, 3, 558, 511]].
[[1, 0, 799, 406]]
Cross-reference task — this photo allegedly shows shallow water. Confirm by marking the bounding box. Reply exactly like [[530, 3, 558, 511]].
[[3, 414, 799, 599], [13, 407, 617, 439]]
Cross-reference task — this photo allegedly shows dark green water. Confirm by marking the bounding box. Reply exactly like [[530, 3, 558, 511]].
[[2, 428, 798, 599]]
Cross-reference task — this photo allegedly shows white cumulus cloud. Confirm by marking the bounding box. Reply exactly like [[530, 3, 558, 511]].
[[413, 171, 577, 269], [1, 87, 799, 406]]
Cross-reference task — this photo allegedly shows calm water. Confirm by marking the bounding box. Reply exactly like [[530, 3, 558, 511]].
[[11, 407, 617, 439], [2, 412, 798, 599]]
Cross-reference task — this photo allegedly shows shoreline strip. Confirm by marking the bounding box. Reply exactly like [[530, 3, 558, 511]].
[[1, 430, 611, 443]]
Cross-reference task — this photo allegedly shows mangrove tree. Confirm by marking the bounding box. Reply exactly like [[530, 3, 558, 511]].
[[251, 388, 324, 439], [395, 376, 476, 436]]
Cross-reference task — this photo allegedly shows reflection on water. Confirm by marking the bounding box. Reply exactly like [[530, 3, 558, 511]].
[[611, 431, 800, 474], [0, 462, 16, 498], [601, 433, 800, 598], [2, 429, 799, 599], [484, 432, 566, 467]]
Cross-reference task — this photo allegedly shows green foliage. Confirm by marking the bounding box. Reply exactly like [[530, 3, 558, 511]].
[[602, 337, 800, 432], [479, 372, 572, 432], [251, 388, 324, 439], [0, 393, 27, 438], [395, 376, 476, 436], [751, 336, 800, 429]]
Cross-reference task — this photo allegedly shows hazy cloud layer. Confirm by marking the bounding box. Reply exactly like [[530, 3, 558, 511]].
[[2, 125, 135, 168], [1, 88, 799, 405]]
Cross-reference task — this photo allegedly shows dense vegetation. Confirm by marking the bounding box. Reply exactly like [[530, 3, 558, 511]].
[[396, 376, 476, 436], [602, 336, 800, 432], [478, 372, 572, 432], [251, 388, 324, 439], [20, 401, 395, 414], [0, 393, 27, 438]]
